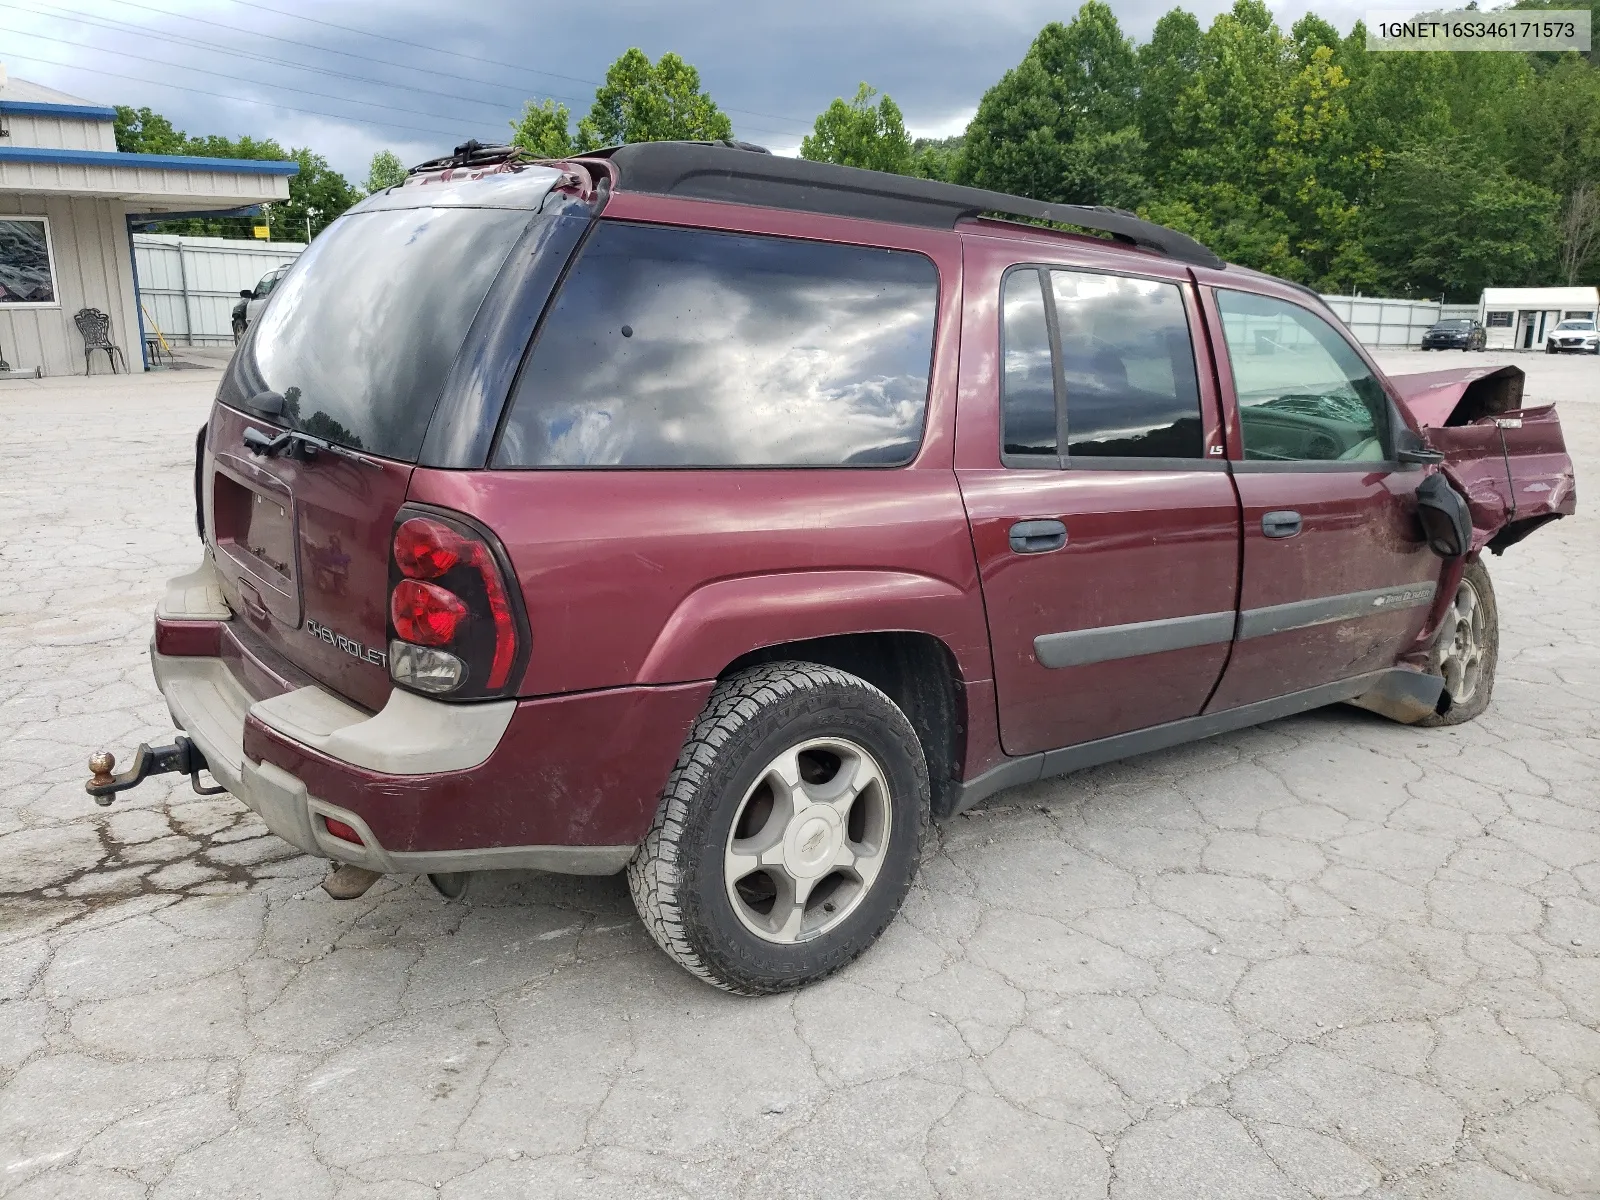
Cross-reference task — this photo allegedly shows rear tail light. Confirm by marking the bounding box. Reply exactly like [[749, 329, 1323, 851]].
[[386, 507, 528, 699]]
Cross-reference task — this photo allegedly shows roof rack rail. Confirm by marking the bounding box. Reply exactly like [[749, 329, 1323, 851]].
[[593, 141, 1224, 269], [408, 139, 529, 176]]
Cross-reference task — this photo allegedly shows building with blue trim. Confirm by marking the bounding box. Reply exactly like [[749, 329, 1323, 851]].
[[0, 63, 297, 376]]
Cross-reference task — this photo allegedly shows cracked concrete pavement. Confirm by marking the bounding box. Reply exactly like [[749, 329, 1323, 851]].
[[1, 349, 1597, 1198]]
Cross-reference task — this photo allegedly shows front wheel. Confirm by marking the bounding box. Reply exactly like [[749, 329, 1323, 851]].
[[628, 662, 928, 995], [1419, 559, 1499, 726]]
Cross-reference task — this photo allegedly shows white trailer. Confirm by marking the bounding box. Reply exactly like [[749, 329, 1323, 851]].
[[1479, 286, 1599, 350]]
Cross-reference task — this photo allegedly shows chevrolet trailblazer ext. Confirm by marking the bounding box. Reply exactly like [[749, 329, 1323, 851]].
[[87, 141, 1575, 994]]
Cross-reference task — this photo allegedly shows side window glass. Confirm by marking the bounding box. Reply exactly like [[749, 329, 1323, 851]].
[[1215, 290, 1390, 463], [1001, 269, 1057, 457], [255, 272, 277, 298], [1049, 270, 1203, 459], [494, 222, 938, 468]]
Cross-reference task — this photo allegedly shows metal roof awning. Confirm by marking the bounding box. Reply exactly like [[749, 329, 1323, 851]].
[[0, 146, 296, 210]]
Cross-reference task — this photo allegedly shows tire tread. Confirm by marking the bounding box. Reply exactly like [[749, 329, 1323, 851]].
[[627, 661, 925, 995]]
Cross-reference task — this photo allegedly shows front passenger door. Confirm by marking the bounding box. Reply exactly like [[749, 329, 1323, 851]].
[[1203, 286, 1442, 711]]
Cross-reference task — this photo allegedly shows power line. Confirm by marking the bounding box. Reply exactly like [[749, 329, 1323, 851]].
[[9, 1, 557, 119], [17, 0, 807, 139], [40, 0, 593, 109], [0, 24, 509, 128], [0, 49, 478, 141], [217, 0, 817, 130]]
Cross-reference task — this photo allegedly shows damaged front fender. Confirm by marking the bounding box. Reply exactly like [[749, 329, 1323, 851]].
[[1389, 365, 1577, 554]]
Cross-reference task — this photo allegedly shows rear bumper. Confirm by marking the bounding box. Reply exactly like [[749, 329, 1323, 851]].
[[154, 564, 713, 875]]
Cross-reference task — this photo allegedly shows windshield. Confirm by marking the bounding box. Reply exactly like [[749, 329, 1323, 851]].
[[219, 205, 532, 460], [1556, 320, 1594, 331], [1434, 320, 1471, 329]]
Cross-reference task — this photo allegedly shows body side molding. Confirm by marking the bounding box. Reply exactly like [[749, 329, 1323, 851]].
[[1034, 610, 1235, 669], [939, 667, 1438, 819], [1237, 583, 1437, 641]]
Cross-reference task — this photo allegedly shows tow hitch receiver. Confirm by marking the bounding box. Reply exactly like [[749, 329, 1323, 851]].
[[86, 736, 226, 806]]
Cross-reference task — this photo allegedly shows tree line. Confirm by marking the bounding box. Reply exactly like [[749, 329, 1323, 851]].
[[115, 4, 1600, 299], [800, 0, 1600, 301]]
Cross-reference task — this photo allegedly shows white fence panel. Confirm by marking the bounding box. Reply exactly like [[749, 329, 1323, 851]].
[[133, 234, 305, 346], [1318, 295, 1446, 348]]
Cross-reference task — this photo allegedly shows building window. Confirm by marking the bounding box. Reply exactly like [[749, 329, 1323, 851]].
[[1485, 311, 1513, 328], [1565, 310, 1595, 320], [0, 217, 58, 306]]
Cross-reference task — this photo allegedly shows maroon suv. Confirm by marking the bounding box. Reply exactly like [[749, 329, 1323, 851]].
[[88, 141, 1575, 994]]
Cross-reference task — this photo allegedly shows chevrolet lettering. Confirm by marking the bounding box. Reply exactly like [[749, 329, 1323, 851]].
[[306, 619, 386, 668]]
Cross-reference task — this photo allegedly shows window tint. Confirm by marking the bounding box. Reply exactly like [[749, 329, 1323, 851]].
[[494, 222, 938, 468], [1216, 290, 1390, 463], [1050, 271, 1203, 459], [1001, 269, 1056, 456], [220, 206, 531, 460]]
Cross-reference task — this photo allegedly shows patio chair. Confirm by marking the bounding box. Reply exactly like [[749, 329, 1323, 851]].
[[73, 308, 128, 375]]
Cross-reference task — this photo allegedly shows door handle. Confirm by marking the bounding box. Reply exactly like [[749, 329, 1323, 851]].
[[1262, 510, 1302, 539], [1009, 519, 1068, 554]]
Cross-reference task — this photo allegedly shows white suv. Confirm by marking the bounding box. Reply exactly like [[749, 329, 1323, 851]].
[[1547, 318, 1599, 354]]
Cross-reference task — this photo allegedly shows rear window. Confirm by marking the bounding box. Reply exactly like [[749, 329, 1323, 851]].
[[1000, 266, 1203, 462], [493, 221, 939, 468], [219, 206, 531, 461]]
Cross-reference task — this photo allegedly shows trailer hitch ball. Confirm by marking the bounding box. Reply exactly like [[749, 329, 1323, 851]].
[[85, 737, 226, 804], [88, 752, 118, 806]]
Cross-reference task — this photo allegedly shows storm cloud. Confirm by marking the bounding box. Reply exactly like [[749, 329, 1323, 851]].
[[4, 0, 1372, 178]]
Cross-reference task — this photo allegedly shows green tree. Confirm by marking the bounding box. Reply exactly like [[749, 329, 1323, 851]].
[[113, 105, 186, 154], [510, 99, 574, 158], [800, 84, 913, 173], [1366, 142, 1560, 298], [961, 1, 1145, 208], [364, 149, 407, 194], [1136, 9, 1202, 188], [278, 148, 362, 240], [910, 134, 964, 181], [576, 49, 732, 149]]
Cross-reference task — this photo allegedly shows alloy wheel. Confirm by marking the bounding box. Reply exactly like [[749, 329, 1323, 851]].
[[723, 737, 893, 944], [1438, 576, 1487, 704]]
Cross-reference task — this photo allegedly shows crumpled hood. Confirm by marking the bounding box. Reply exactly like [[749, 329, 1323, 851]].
[[1387, 364, 1525, 429], [1387, 364, 1576, 553]]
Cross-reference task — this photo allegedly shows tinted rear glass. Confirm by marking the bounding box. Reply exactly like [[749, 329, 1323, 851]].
[[1050, 270, 1203, 459], [493, 221, 938, 468], [220, 206, 530, 461], [1000, 269, 1056, 456]]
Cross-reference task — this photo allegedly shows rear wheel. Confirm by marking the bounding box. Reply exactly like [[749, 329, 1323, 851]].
[[628, 662, 927, 995], [1420, 559, 1498, 726]]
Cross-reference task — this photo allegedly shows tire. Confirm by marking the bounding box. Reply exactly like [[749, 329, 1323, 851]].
[[628, 661, 929, 995], [1419, 559, 1498, 726]]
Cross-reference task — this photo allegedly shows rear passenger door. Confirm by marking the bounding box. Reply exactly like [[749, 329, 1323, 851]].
[[1200, 285, 1442, 710], [955, 240, 1241, 757]]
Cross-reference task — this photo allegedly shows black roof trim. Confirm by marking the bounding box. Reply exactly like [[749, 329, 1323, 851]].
[[595, 141, 1225, 270]]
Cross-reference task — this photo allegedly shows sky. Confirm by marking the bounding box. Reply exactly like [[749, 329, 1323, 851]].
[[0, 0, 1377, 183]]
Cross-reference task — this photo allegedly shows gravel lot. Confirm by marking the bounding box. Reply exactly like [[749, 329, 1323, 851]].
[[1, 349, 1596, 1199]]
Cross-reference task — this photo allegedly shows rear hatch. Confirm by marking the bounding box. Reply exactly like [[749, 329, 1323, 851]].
[[202, 173, 564, 710]]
